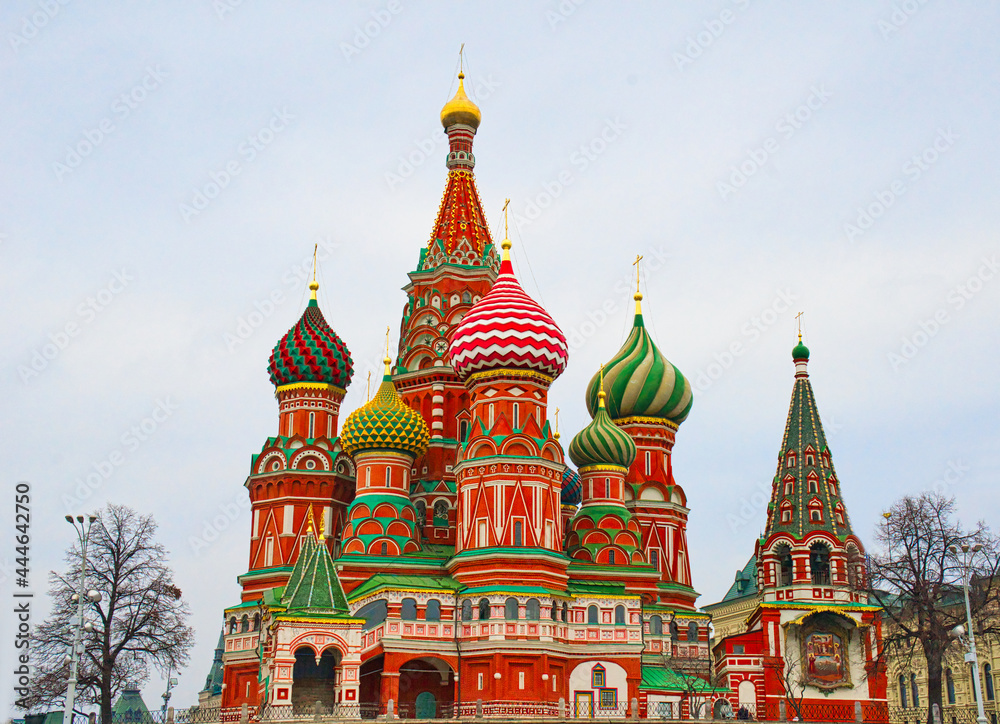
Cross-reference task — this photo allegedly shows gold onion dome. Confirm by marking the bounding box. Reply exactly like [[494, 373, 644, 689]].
[[440, 72, 481, 130], [570, 376, 637, 470], [341, 358, 430, 458]]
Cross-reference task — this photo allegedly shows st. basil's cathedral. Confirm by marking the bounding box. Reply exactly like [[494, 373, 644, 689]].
[[207, 69, 888, 721]]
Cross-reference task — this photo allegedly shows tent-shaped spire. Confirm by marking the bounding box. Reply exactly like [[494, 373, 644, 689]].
[[281, 510, 349, 614], [765, 341, 854, 540]]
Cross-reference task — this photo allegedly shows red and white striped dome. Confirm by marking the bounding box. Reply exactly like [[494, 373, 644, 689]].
[[449, 244, 568, 381]]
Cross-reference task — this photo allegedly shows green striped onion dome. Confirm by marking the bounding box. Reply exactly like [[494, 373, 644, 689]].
[[569, 391, 637, 470], [269, 296, 353, 389], [341, 366, 430, 458], [585, 311, 692, 425]]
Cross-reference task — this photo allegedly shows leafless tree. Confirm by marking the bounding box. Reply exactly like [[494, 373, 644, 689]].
[[17, 504, 194, 724], [866, 493, 1000, 724], [779, 657, 808, 721]]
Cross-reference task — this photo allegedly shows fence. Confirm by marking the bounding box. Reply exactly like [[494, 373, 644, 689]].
[[167, 698, 904, 723], [888, 704, 1000, 724]]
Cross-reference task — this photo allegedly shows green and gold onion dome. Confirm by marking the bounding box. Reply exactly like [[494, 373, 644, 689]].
[[570, 375, 637, 470], [792, 338, 810, 360], [585, 292, 692, 425], [341, 356, 430, 458], [269, 281, 354, 389]]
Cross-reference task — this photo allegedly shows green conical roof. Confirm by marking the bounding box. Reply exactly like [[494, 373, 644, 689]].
[[282, 528, 349, 614], [112, 687, 151, 722], [341, 362, 430, 458], [569, 384, 636, 470], [765, 344, 854, 540], [585, 307, 692, 424]]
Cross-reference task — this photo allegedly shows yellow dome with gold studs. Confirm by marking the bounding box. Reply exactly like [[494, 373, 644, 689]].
[[440, 72, 481, 130]]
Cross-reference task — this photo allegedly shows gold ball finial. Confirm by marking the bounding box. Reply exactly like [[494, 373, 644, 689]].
[[501, 239, 512, 251], [309, 280, 319, 301]]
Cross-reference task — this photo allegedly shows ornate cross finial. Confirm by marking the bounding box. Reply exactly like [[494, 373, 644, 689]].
[[632, 254, 644, 312], [305, 504, 315, 537], [459, 43, 465, 74], [795, 311, 804, 342], [554, 407, 560, 440], [309, 243, 319, 300], [500, 198, 512, 260], [598, 363, 607, 407], [366, 370, 372, 402], [383, 326, 392, 375]]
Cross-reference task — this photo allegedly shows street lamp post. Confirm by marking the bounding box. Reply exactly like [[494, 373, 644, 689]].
[[64, 515, 101, 724], [949, 543, 988, 724], [161, 669, 178, 722]]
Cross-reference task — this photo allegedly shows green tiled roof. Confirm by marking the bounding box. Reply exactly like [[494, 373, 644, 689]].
[[348, 573, 462, 601], [641, 666, 729, 693], [282, 533, 349, 614], [715, 556, 758, 605], [567, 580, 628, 596]]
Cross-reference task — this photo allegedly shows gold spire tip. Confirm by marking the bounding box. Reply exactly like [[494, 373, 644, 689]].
[[795, 311, 804, 342], [383, 325, 392, 374], [501, 199, 511, 259], [554, 407, 560, 440], [305, 504, 315, 536], [318, 510, 326, 539], [310, 244, 319, 300]]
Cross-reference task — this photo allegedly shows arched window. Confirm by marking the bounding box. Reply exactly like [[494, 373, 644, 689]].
[[551, 601, 558, 620], [380, 541, 387, 556], [252, 613, 260, 631], [401, 598, 417, 620], [946, 668, 956, 704], [777, 545, 793, 587], [587, 605, 599, 625], [650, 549, 659, 571], [650, 615, 663, 635], [985, 663, 994, 700], [415, 499, 427, 523], [462, 291, 472, 304], [240, 615, 249, 633], [433, 500, 449, 527], [513, 520, 523, 546], [426, 599, 441, 622], [688, 621, 699, 642], [526, 598, 540, 620], [478, 598, 490, 620], [228, 617, 238, 634], [810, 542, 831, 585], [462, 600, 472, 621], [911, 673, 919, 708], [357, 599, 388, 630], [562, 602, 569, 622], [512, 403, 519, 428], [670, 620, 679, 641], [608, 549, 616, 565], [615, 605, 626, 625], [459, 419, 469, 442], [898, 675, 908, 708], [505, 597, 519, 620]]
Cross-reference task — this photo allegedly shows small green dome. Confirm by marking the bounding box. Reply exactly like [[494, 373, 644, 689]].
[[569, 390, 637, 470], [585, 311, 692, 424], [792, 341, 810, 360], [341, 365, 430, 458]]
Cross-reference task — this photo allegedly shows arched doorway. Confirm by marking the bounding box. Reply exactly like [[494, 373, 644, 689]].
[[359, 655, 384, 719], [398, 657, 455, 719], [713, 699, 733, 719], [292, 646, 340, 711]]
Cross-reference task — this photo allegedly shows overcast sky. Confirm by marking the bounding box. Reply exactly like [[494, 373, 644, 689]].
[[2, 0, 999, 714]]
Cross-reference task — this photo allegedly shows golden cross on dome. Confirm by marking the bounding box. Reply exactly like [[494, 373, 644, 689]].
[[632, 254, 644, 313], [309, 243, 319, 300], [796, 311, 804, 342], [383, 326, 392, 375], [500, 198, 512, 260], [459, 43, 465, 74], [598, 363, 607, 407], [554, 407, 560, 440], [366, 371, 372, 402]]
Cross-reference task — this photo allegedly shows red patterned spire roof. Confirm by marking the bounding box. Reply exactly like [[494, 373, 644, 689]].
[[448, 242, 568, 381], [426, 168, 493, 260]]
